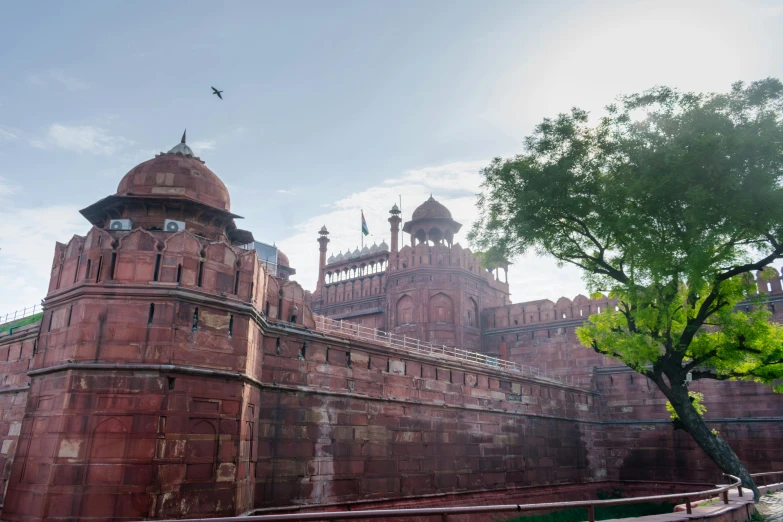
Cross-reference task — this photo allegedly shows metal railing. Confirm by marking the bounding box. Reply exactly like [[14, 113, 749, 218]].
[[161, 474, 750, 522], [313, 314, 575, 385], [752, 471, 783, 488], [0, 304, 41, 326]]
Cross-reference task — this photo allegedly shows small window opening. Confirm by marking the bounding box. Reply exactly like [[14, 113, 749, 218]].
[[192, 307, 199, 331], [265, 300, 270, 317], [249, 281, 254, 300], [299, 341, 307, 360], [148, 303, 155, 326], [85, 259, 92, 280], [176, 264, 182, 284], [109, 252, 117, 280], [234, 270, 240, 294], [402, 263, 407, 269], [278, 295, 283, 318], [153, 254, 162, 281], [73, 256, 81, 283], [67, 305, 73, 327], [197, 261, 204, 287], [167, 377, 175, 390], [514, 319, 518, 325], [768, 282, 773, 292], [275, 337, 281, 355], [579, 309, 583, 317], [228, 313, 234, 337], [347, 352, 352, 369], [48, 312, 53, 332], [32, 339, 37, 355]]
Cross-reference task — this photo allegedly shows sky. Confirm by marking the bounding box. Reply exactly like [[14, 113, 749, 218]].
[[1, 0, 782, 315]]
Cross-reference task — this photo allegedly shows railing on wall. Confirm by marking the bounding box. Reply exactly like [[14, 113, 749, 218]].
[[313, 314, 574, 386], [0, 304, 41, 327], [159, 473, 761, 522]]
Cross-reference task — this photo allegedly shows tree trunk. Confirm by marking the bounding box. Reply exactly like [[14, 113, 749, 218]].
[[666, 382, 760, 501]]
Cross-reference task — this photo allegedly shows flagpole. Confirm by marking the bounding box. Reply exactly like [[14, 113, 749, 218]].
[[361, 209, 363, 250]]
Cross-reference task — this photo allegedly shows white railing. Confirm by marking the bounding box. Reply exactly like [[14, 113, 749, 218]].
[[313, 314, 574, 386], [0, 305, 42, 326]]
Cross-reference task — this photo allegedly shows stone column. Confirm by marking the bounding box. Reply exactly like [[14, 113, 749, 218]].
[[317, 226, 330, 293]]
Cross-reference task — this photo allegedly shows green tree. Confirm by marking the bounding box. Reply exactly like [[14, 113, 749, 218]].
[[469, 79, 783, 500]]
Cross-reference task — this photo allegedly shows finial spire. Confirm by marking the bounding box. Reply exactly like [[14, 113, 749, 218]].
[[181, 129, 187, 144]]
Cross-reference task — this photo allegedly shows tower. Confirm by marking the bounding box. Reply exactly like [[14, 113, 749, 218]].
[[386, 195, 510, 350]]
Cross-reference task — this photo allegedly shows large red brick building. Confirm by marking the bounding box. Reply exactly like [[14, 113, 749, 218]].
[[0, 135, 780, 521]]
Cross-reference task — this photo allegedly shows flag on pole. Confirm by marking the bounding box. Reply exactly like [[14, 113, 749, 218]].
[[361, 211, 369, 236]]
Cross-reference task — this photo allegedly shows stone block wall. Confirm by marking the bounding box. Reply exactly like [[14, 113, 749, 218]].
[[1, 368, 254, 521], [254, 330, 599, 507], [0, 324, 37, 508]]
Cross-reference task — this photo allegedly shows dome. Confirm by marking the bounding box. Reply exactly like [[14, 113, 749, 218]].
[[335, 251, 344, 262], [351, 247, 360, 258], [319, 225, 329, 235], [378, 240, 389, 251], [369, 243, 378, 254], [116, 132, 230, 211], [361, 245, 370, 255], [327, 254, 335, 264], [411, 195, 451, 221], [277, 249, 290, 267]]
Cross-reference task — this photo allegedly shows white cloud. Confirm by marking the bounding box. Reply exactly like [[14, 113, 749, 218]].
[[36, 124, 133, 156], [28, 69, 91, 91], [0, 127, 18, 142], [277, 160, 587, 304], [0, 176, 19, 197], [191, 140, 216, 152], [276, 189, 293, 194], [0, 204, 85, 315]]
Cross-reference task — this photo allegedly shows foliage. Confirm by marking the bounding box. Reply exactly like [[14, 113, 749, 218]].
[[666, 391, 707, 420], [0, 313, 43, 333], [506, 502, 674, 522], [469, 78, 783, 393], [665, 391, 718, 434]]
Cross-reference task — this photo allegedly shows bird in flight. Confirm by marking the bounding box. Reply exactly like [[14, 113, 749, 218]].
[[211, 86, 223, 100]]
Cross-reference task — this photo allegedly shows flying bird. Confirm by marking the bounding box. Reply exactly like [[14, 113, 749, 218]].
[[211, 86, 223, 100]]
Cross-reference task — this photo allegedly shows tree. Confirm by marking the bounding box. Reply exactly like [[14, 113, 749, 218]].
[[469, 78, 783, 500]]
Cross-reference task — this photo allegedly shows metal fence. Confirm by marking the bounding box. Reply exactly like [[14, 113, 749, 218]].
[[313, 314, 574, 386], [157, 474, 756, 522], [0, 304, 41, 326]]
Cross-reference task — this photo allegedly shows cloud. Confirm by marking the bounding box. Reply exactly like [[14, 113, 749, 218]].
[[0, 203, 85, 315], [276, 189, 294, 194], [0, 176, 19, 197], [0, 127, 18, 142], [277, 160, 586, 304], [190, 140, 216, 152], [28, 69, 91, 91], [35, 124, 133, 156]]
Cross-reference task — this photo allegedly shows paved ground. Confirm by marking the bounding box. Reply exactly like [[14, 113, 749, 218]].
[[757, 490, 783, 522]]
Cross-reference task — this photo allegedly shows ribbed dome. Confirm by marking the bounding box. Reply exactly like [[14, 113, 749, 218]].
[[369, 243, 378, 254], [116, 133, 230, 211], [327, 254, 336, 264], [411, 195, 451, 221], [335, 251, 344, 261], [361, 245, 370, 255], [378, 240, 389, 251], [351, 247, 360, 258]]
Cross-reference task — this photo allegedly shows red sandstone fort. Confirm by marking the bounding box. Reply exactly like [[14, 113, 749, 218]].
[[0, 136, 780, 521]]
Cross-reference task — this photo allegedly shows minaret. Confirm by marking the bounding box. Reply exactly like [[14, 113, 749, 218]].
[[389, 204, 401, 252], [317, 225, 330, 292]]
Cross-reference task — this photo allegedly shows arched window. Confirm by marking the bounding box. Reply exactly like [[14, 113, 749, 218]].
[[396, 295, 415, 326], [429, 293, 454, 324]]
